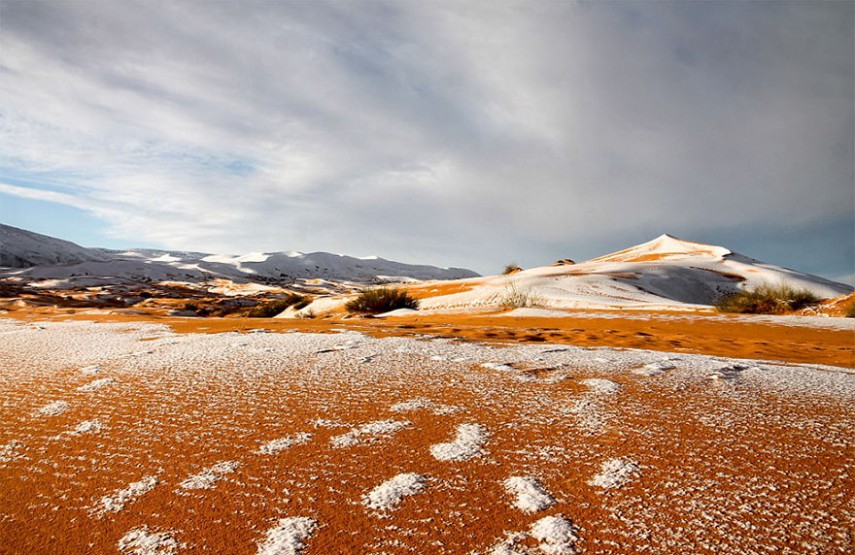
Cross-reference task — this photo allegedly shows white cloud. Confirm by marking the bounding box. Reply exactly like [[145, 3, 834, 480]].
[[0, 1, 851, 273]]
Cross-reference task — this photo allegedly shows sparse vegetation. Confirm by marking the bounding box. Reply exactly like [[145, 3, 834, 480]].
[[503, 263, 522, 275], [247, 294, 311, 318], [499, 280, 545, 310], [715, 284, 820, 314], [845, 302, 855, 318], [345, 287, 419, 314]]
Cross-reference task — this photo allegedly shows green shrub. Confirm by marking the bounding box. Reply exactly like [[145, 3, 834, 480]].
[[345, 287, 419, 314], [715, 285, 819, 314], [247, 294, 310, 318]]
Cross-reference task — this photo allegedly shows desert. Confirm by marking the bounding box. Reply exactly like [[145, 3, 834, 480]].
[[1, 224, 854, 554], [1, 2, 853, 554]]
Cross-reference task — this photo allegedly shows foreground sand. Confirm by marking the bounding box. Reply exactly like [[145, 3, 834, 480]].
[[6, 307, 853, 367], [1, 316, 853, 554]]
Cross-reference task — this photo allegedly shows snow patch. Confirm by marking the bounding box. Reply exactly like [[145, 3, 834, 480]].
[[482, 362, 516, 372], [589, 458, 640, 490], [35, 400, 69, 416], [363, 473, 428, 511], [258, 433, 312, 455], [78, 377, 115, 391], [530, 515, 580, 555], [579, 378, 621, 394], [486, 532, 530, 555], [257, 517, 318, 555], [633, 361, 676, 376], [95, 475, 159, 516], [390, 397, 462, 415], [330, 420, 411, 448], [80, 364, 102, 375], [430, 423, 489, 461], [118, 526, 181, 555], [0, 439, 24, 463], [178, 461, 239, 490], [503, 476, 555, 513], [70, 419, 103, 435]]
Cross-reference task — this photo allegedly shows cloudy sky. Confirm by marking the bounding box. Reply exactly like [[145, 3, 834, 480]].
[[1, 1, 852, 280]]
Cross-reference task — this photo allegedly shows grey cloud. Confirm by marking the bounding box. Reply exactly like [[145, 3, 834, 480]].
[[0, 0, 851, 276]]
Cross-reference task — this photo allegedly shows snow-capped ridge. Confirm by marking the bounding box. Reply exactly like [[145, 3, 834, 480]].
[[590, 233, 732, 263], [0, 224, 478, 285], [417, 234, 852, 311], [0, 223, 109, 267]]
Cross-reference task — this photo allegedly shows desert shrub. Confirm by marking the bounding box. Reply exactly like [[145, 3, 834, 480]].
[[715, 285, 819, 314], [503, 263, 522, 275], [499, 281, 545, 310], [345, 287, 419, 314], [247, 294, 310, 318], [845, 302, 855, 318]]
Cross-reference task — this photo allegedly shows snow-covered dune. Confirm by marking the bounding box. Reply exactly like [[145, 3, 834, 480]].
[[0, 224, 109, 267], [417, 234, 852, 311], [0, 223, 478, 286]]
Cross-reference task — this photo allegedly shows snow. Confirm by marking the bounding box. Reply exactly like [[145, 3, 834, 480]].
[[0, 439, 24, 463], [0, 223, 109, 267], [530, 515, 580, 555], [95, 475, 159, 515], [1, 224, 477, 286], [589, 458, 640, 490], [258, 432, 312, 455], [118, 527, 181, 555], [78, 377, 114, 391], [178, 461, 239, 490], [579, 378, 621, 394], [35, 400, 69, 416], [633, 361, 677, 376], [430, 423, 489, 461], [390, 398, 462, 415], [503, 476, 555, 513], [256, 517, 318, 555], [330, 420, 411, 448], [417, 234, 852, 312], [2, 317, 854, 554], [363, 473, 428, 511], [70, 419, 102, 434]]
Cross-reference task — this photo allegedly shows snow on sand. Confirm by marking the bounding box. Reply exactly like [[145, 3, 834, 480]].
[[257, 432, 312, 455], [363, 473, 428, 512], [118, 527, 181, 555], [93, 475, 159, 516], [330, 420, 411, 448], [503, 476, 555, 513], [589, 458, 640, 490], [431, 423, 490, 461], [256, 517, 318, 555], [178, 461, 239, 490]]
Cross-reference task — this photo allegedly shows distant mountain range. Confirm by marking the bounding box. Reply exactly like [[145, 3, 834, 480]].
[[1, 224, 851, 310], [0, 223, 479, 286]]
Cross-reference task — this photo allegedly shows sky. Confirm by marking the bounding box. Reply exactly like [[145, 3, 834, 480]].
[[0, 0, 853, 282]]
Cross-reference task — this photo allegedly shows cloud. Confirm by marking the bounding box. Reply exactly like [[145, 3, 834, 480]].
[[0, 0, 852, 274]]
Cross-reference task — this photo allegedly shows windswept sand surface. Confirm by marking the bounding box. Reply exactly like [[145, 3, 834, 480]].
[[1, 318, 853, 554]]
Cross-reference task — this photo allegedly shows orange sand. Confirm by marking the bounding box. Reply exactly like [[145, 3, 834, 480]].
[[5, 308, 852, 368], [0, 314, 852, 554]]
